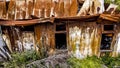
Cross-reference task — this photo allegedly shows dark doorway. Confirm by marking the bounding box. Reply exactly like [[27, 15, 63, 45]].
[[55, 33, 67, 49]]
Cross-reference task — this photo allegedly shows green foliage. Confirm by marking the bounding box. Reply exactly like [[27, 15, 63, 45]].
[[100, 55, 120, 68], [3, 50, 40, 68], [105, 0, 120, 10], [105, 0, 112, 3], [68, 54, 120, 68], [67, 56, 102, 68]]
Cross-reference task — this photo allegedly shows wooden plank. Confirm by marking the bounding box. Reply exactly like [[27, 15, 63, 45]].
[[99, 14, 120, 23], [55, 31, 66, 33], [46, 23, 55, 49]]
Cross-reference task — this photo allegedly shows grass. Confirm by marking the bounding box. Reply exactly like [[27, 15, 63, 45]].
[[1, 50, 120, 68], [100, 54, 120, 68], [67, 55, 120, 68], [2, 50, 40, 68], [67, 56, 102, 68]]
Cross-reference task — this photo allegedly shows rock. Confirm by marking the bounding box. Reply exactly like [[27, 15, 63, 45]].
[[26, 50, 70, 68]]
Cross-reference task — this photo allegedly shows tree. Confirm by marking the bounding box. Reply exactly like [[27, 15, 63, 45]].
[[105, 0, 120, 10]]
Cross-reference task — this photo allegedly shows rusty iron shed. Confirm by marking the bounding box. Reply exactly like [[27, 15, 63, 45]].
[[0, 14, 120, 57]]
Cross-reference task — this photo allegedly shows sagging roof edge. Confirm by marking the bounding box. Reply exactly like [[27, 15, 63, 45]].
[[0, 14, 120, 26], [0, 18, 54, 26]]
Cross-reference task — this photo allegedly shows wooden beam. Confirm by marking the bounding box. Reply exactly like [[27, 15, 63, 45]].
[[99, 14, 120, 23]]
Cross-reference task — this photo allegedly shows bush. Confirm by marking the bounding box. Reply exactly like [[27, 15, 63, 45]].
[[3, 50, 40, 68], [67, 56, 102, 68], [100, 55, 120, 68]]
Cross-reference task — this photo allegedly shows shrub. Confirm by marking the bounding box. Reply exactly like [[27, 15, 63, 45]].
[[3, 50, 40, 68], [67, 56, 102, 68], [100, 55, 120, 68]]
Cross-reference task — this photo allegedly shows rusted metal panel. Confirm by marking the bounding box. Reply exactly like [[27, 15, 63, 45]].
[[64, 0, 70, 17], [5, 0, 79, 19], [26, 0, 34, 19], [58, 0, 64, 17], [51, 0, 59, 17], [68, 21, 101, 57], [44, 0, 52, 18], [0, 1, 6, 19], [69, 0, 78, 16], [34, 23, 55, 51], [33, 0, 44, 18], [15, 0, 26, 19], [7, 0, 16, 20]]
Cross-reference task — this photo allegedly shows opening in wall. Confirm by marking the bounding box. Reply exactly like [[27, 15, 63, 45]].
[[56, 23, 66, 31], [104, 25, 114, 31], [55, 33, 67, 49], [100, 33, 114, 51], [55, 22, 67, 49], [21, 25, 34, 31]]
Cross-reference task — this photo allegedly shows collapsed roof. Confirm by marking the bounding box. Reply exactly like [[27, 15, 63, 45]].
[[0, 0, 118, 20]]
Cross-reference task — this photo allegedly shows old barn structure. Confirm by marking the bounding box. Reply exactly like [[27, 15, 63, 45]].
[[0, 14, 120, 58]]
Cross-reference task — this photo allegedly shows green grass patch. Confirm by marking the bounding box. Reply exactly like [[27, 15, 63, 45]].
[[100, 55, 120, 68], [67, 56, 102, 68], [2, 50, 40, 68]]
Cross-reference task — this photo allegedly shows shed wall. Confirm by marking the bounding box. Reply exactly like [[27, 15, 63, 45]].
[[68, 21, 101, 57], [34, 23, 55, 52]]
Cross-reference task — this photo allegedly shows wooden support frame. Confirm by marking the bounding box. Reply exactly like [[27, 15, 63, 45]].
[[99, 22, 117, 55], [54, 21, 68, 49]]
